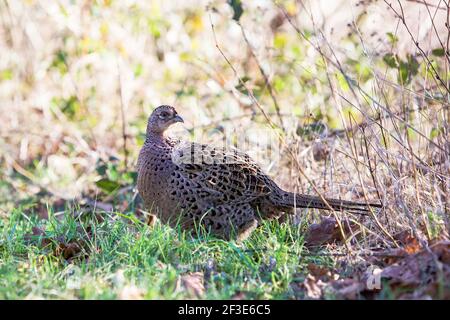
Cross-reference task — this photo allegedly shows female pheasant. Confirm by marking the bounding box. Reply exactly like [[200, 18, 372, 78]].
[[137, 105, 381, 240]]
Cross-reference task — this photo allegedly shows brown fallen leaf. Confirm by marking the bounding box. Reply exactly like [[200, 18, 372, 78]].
[[177, 272, 205, 299], [89, 201, 113, 212], [36, 204, 49, 220], [27, 226, 88, 261], [146, 213, 157, 227], [24, 226, 52, 247], [381, 240, 450, 299], [305, 217, 357, 248], [305, 218, 339, 248], [27, 198, 67, 221], [393, 229, 422, 254], [54, 242, 83, 261], [330, 278, 365, 300], [397, 282, 445, 300], [307, 263, 332, 281], [364, 247, 410, 266], [404, 240, 421, 255], [303, 274, 324, 299], [312, 141, 331, 161]]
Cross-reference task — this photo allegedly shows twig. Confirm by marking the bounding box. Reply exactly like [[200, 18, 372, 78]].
[[384, 0, 450, 94], [239, 23, 286, 131], [406, 0, 447, 11], [209, 14, 279, 131], [117, 58, 128, 170], [279, 2, 446, 153]]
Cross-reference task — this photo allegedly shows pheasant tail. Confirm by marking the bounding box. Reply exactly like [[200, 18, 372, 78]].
[[275, 192, 382, 213]]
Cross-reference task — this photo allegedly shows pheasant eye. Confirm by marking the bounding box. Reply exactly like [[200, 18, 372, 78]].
[[159, 112, 169, 119]]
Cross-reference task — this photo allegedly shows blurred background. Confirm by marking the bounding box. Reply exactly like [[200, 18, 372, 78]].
[[0, 0, 448, 240]]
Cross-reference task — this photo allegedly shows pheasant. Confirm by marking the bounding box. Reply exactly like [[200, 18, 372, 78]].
[[137, 105, 382, 240]]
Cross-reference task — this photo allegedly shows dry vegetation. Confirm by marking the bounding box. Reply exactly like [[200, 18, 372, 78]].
[[0, 0, 449, 299]]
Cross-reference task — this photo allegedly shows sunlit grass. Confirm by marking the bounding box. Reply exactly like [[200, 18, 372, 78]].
[[0, 204, 329, 300]]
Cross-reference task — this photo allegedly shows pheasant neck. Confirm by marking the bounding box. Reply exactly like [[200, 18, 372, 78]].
[[146, 130, 169, 145]]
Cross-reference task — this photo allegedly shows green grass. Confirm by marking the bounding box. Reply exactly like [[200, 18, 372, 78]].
[[0, 204, 332, 300]]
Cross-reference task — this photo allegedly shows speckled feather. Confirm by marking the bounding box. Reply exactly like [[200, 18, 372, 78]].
[[137, 106, 382, 240]]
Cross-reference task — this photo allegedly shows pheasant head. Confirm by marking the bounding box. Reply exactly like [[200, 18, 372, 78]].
[[146, 105, 184, 135]]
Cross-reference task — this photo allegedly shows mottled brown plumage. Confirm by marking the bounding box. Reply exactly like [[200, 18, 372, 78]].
[[137, 105, 381, 240]]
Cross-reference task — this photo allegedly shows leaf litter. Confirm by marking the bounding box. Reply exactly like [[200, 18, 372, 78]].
[[295, 217, 450, 299]]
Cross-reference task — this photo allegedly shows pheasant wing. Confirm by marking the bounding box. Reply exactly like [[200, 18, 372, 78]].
[[172, 142, 273, 205]]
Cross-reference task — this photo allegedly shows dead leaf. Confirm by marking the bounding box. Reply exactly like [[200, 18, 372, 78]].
[[86, 200, 113, 212], [303, 274, 324, 299], [36, 205, 49, 220], [331, 278, 365, 300], [305, 218, 339, 247], [393, 229, 422, 254], [24, 226, 51, 247], [119, 200, 129, 213], [177, 272, 205, 299], [54, 242, 83, 260], [381, 240, 450, 299], [312, 141, 330, 161], [25, 225, 90, 261], [365, 248, 409, 266], [26, 199, 68, 221], [305, 217, 357, 248], [270, 12, 286, 32], [146, 214, 157, 227], [404, 239, 421, 255], [307, 263, 332, 281]]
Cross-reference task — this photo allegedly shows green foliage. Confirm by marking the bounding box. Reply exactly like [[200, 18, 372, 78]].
[[147, 19, 163, 38], [383, 53, 398, 68], [94, 158, 137, 194], [429, 127, 442, 139], [431, 48, 445, 57], [386, 32, 399, 45], [273, 75, 286, 93], [228, 0, 243, 22], [50, 49, 68, 74], [336, 73, 350, 91], [51, 96, 80, 120], [273, 33, 288, 49], [134, 63, 143, 77], [0, 69, 13, 81], [235, 76, 252, 95], [95, 178, 120, 193], [399, 55, 419, 84], [383, 53, 419, 85]]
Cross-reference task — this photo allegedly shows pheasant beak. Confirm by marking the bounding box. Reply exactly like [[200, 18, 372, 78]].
[[173, 115, 184, 123]]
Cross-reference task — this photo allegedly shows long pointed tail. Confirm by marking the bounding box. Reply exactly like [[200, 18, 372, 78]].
[[276, 192, 382, 213]]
